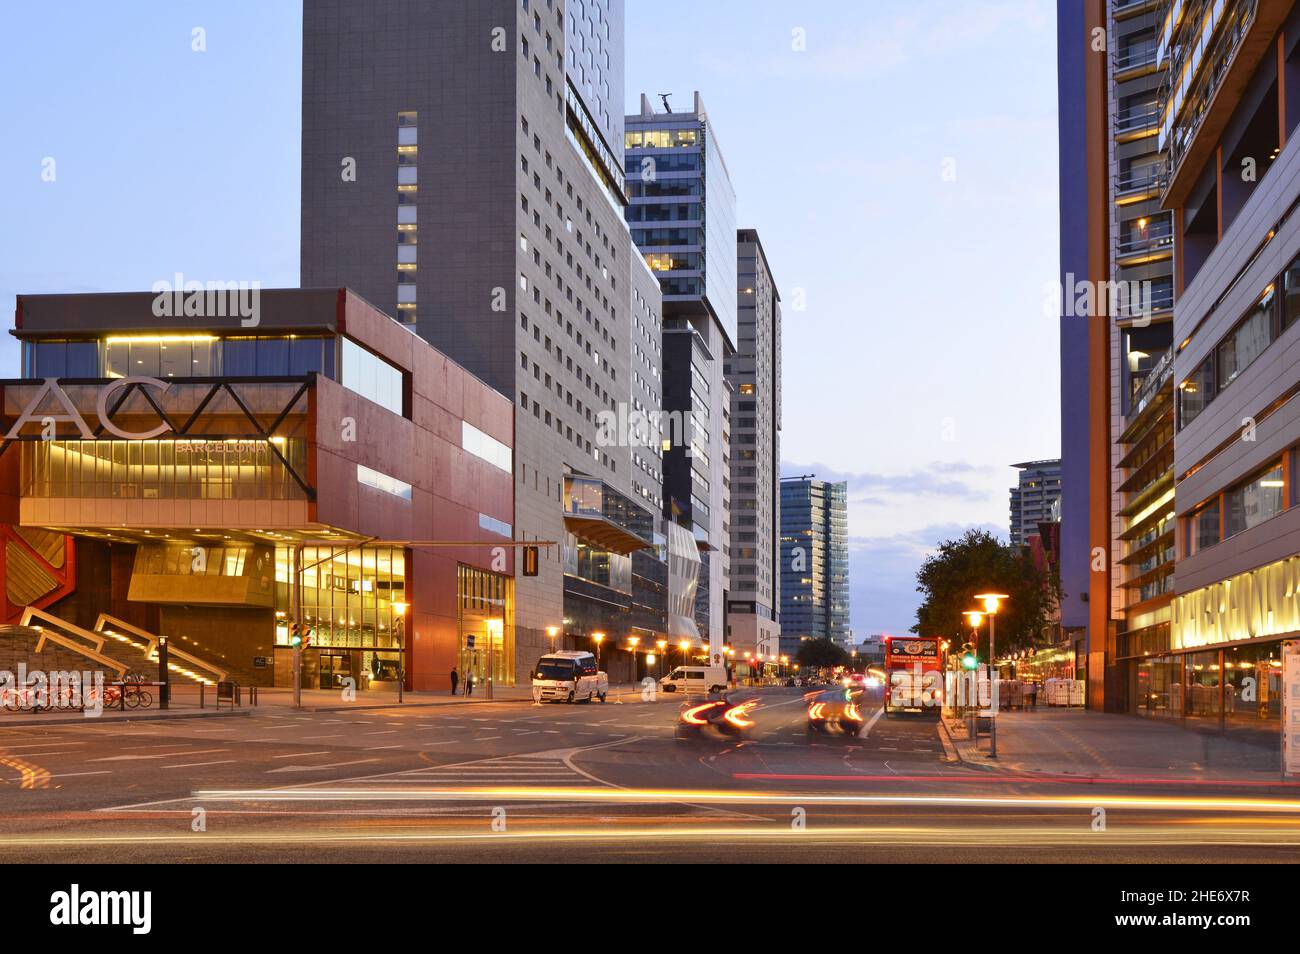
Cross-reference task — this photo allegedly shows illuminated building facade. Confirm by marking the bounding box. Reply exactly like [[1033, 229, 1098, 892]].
[[3, 288, 515, 693]]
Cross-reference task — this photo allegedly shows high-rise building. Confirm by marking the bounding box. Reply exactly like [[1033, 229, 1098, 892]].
[[624, 91, 737, 652], [1009, 459, 1062, 547], [779, 477, 849, 657], [725, 229, 782, 661], [1057, 0, 1178, 705], [1138, 0, 1300, 739], [1060, 0, 1300, 739], [301, 0, 674, 682]]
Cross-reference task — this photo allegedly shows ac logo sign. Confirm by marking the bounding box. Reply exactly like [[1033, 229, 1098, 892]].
[[3, 377, 174, 441]]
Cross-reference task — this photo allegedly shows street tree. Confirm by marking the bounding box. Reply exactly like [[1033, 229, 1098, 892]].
[[912, 528, 1059, 658]]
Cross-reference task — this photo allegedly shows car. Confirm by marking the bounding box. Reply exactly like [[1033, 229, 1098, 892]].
[[806, 687, 868, 736], [675, 693, 760, 740], [659, 665, 729, 694]]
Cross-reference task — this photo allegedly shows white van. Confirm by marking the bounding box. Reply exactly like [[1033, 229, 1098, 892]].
[[532, 651, 608, 703], [659, 665, 729, 694]]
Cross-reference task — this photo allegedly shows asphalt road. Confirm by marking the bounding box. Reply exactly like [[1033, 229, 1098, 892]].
[[2, 686, 1300, 862]]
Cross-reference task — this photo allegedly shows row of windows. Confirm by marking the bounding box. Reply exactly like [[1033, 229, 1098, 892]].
[[23, 336, 336, 380], [1179, 252, 1300, 428], [395, 112, 418, 325], [1187, 455, 1294, 556]]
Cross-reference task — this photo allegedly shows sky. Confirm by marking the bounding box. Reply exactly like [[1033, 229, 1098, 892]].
[[0, 1, 1061, 640]]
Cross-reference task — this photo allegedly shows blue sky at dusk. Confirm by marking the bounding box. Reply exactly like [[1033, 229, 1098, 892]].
[[0, 1, 1059, 639]]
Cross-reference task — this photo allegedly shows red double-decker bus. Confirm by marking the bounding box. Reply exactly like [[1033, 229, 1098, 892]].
[[883, 635, 944, 717]]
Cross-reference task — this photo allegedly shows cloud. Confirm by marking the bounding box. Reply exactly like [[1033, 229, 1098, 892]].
[[782, 459, 995, 503]]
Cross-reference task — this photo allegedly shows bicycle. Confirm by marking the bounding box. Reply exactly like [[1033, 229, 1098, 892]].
[[122, 674, 153, 709]]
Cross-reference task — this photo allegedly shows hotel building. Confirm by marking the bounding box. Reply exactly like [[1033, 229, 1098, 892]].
[[3, 288, 514, 693], [624, 91, 738, 652]]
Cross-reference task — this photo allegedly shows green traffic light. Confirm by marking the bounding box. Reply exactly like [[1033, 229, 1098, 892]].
[[961, 653, 978, 670]]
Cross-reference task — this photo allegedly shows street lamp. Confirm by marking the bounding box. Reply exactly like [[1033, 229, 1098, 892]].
[[656, 639, 668, 679], [392, 600, 408, 704], [627, 636, 640, 683], [546, 625, 560, 651], [678, 638, 691, 668], [973, 593, 1009, 758], [592, 631, 605, 666]]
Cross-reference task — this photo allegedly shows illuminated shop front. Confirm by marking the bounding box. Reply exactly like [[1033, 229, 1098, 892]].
[[457, 565, 514, 688], [1122, 553, 1299, 737], [275, 545, 408, 690]]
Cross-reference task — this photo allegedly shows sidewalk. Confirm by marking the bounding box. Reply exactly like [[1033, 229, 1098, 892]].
[[943, 707, 1281, 782], [238, 682, 656, 712], [0, 681, 659, 725]]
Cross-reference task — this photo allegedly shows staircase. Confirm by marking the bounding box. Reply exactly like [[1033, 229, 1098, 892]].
[[93, 614, 228, 687]]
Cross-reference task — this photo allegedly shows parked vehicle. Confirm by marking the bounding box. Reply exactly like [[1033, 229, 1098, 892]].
[[659, 665, 729, 694], [531, 651, 608, 703]]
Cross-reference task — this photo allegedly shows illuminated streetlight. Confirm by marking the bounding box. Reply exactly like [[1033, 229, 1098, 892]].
[[592, 631, 605, 666]]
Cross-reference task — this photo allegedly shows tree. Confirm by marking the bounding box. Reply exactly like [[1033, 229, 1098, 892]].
[[912, 528, 1059, 658], [796, 637, 850, 670]]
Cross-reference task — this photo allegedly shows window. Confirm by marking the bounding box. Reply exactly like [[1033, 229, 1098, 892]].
[[1178, 356, 1214, 427], [462, 421, 512, 473], [357, 464, 411, 501], [1224, 464, 1285, 538], [341, 337, 404, 415], [1189, 500, 1220, 555], [1217, 286, 1274, 390], [1285, 254, 1300, 333]]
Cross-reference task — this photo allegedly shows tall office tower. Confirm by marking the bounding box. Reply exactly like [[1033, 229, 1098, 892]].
[[624, 91, 737, 652], [778, 478, 850, 657], [301, 0, 671, 683], [1139, 0, 1300, 741], [1008, 459, 1062, 547], [1058, 0, 1176, 707], [725, 229, 782, 661]]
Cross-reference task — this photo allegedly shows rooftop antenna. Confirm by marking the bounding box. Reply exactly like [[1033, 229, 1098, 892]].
[[658, 93, 673, 113]]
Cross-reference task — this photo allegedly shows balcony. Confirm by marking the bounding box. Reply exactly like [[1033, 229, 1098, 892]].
[[1114, 104, 1161, 141], [563, 475, 655, 555], [1160, 0, 1291, 208], [1115, 226, 1174, 265], [1114, 43, 1160, 77]]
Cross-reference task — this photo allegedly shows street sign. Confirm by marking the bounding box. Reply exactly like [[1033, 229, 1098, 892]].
[[1283, 640, 1300, 779]]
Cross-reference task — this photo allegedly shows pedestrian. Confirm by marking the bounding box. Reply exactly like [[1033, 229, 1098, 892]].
[[465, 671, 474, 696], [450, 667, 459, 696]]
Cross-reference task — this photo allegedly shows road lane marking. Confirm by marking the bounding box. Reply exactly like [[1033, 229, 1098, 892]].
[[164, 760, 238, 769], [90, 748, 228, 763], [46, 771, 112, 780], [266, 759, 380, 774], [271, 751, 330, 759]]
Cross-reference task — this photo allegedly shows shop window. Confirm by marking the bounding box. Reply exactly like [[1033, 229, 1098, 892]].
[[1224, 463, 1285, 537]]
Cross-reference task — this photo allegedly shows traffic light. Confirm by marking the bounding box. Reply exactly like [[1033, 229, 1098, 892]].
[[522, 545, 539, 577], [960, 642, 978, 670], [289, 622, 303, 649]]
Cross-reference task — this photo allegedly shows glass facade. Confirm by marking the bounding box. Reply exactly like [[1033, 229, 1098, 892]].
[[23, 438, 308, 500], [457, 565, 514, 687], [22, 335, 336, 380], [1131, 641, 1283, 736]]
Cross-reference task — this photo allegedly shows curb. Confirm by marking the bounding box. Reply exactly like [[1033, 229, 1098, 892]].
[[937, 717, 960, 763], [0, 708, 252, 729]]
